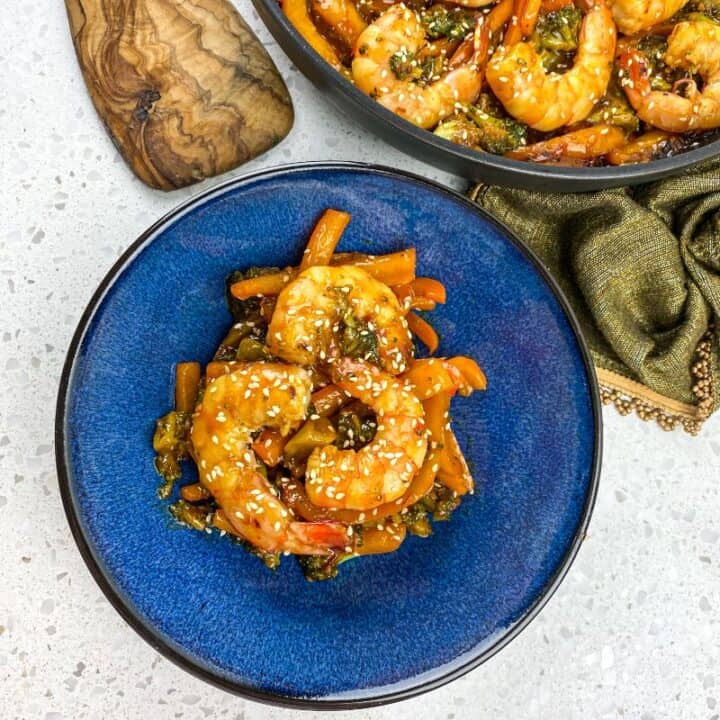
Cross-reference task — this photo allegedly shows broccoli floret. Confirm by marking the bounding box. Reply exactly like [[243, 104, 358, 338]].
[[389, 50, 445, 83], [436, 96, 526, 155], [532, 5, 582, 52], [635, 35, 691, 92], [421, 5, 475, 39], [465, 104, 527, 154], [401, 503, 433, 537], [224, 266, 279, 332], [529, 6, 582, 72], [336, 404, 377, 450], [153, 410, 192, 498], [678, 0, 720, 22], [298, 554, 344, 581], [587, 77, 640, 132], [437, 99, 526, 155], [169, 499, 213, 531]]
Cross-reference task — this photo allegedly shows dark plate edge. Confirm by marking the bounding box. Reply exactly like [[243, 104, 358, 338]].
[[55, 161, 603, 710]]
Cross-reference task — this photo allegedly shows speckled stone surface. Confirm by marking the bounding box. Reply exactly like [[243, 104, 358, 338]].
[[1, 1, 719, 719]]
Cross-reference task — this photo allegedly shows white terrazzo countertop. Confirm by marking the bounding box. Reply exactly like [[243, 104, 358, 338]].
[[2, 2, 719, 718]]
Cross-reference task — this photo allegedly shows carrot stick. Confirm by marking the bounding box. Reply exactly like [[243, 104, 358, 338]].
[[354, 523, 406, 555], [540, 0, 573, 11], [205, 361, 240, 379], [180, 483, 211, 502], [411, 278, 447, 304], [311, 384, 351, 416], [407, 312, 440, 354], [230, 250, 416, 300], [423, 393, 451, 450], [300, 209, 351, 270], [505, 0, 542, 44], [309, 0, 367, 48], [281, 0, 344, 69], [437, 429, 474, 495], [397, 277, 446, 310], [447, 356, 487, 391], [252, 429, 286, 467], [229, 270, 293, 300], [331, 248, 416, 286], [175, 362, 201, 412], [402, 359, 458, 400]]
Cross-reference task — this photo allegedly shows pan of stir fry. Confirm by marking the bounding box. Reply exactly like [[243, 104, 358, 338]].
[[153, 209, 487, 581], [253, 0, 720, 188]]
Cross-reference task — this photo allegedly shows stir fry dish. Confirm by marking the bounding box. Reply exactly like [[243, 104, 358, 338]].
[[153, 209, 487, 581], [281, 0, 720, 165]]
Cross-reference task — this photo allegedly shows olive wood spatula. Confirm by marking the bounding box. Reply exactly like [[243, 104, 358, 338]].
[[66, 0, 294, 190]]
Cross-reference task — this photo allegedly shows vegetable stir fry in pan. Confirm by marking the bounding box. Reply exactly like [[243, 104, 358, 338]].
[[281, 0, 720, 165]]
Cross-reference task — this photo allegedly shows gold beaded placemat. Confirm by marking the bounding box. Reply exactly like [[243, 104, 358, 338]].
[[469, 160, 720, 435]]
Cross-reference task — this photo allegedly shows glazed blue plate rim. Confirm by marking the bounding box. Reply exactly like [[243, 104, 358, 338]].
[[55, 162, 602, 710]]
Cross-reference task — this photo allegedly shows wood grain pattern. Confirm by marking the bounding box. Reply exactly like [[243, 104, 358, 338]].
[[66, 0, 294, 190]]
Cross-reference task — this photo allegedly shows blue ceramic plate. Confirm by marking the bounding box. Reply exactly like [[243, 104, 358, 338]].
[[56, 163, 601, 708]]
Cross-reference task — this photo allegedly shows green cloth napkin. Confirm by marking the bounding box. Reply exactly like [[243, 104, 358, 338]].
[[470, 158, 720, 434]]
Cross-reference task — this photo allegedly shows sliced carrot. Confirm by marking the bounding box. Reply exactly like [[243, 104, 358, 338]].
[[447, 356, 488, 391], [540, 0, 573, 11], [180, 483, 211, 503], [175, 362, 201, 412], [489, 0, 514, 32], [392, 282, 436, 311], [231, 250, 416, 300], [411, 278, 447, 304], [354, 523, 407, 555], [437, 429, 474, 495], [252, 429, 286, 467], [407, 312, 440, 354], [331, 248, 416, 286], [402, 359, 457, 400], [423, 393, 451, 450], [309, 0, 367, 48], [311, 384, 350, 416], [300, 209, 351, 270], [505, 0, 542, 44], [281, 0, 344, 69], [205, 361, 239, 379], [229, 270, 293, 300]]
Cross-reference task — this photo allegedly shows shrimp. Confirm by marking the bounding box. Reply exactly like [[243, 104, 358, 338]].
[[268, 265, 413, 374], [191, 363, 351, 555], [486, 1, 616, 131], [608, 0, 688, 35], [351, 4, 489, 129], [618, 21, 720, 133], [506, 124, 627, 161], [305, 358, 428, 510]]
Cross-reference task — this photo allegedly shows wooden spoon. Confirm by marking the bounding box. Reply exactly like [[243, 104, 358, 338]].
[[66, 0, 294, 190]]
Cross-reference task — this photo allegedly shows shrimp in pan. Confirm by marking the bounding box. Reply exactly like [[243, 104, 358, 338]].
[[351, 4, 490, 129], [486, 1, 616, 132], [191, 363, 351, 555], [305, 357, 428, 510], [268, 265, 413, 374], [619, 21, 720, 133]]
